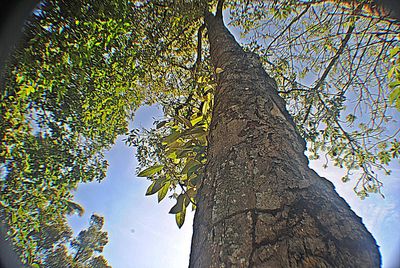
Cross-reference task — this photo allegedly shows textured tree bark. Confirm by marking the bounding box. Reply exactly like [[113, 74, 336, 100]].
[[189, 12, 381, 268]]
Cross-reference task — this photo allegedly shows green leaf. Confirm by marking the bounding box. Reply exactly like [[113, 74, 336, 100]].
[[174, 115, 192, 127], [182, 126, 206, 138], [378, 151, 391, 164], [169, 194, 185, 214], [163, 130, 181, 144], [389, 47, 399, 58], [389, 87, 400, 105], [182, 159, 201, 177], [167, 151, 178, 160], [388, 66, 395, 79], [185, 188, 196, 200], [190, 173, 203, 187], [390, 139, 400, 158], [190, 115, 203, 126], [175, 207, 186, 228], [176, 149, 191, 158], [138, 164, 164, 177], [157, 181, 170, 202], [202, 101, 210, 116], [215, 67, 224, 74], [388, 81, 400, 89], [188, 164, 201, 178], [156, 120, 168, 129], [145, 178, 165, 196], [346, 114, 356, 124]]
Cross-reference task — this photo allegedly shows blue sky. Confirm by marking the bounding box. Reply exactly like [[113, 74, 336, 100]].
[[68, 105, 194, 268], [68, 105, 400, 268]]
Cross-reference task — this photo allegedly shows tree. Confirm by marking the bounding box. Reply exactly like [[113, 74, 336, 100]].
[[0, 0, 145, 264], [131, 0, 399, 267], [87, 255, 111, 268], [43, 245, 77, 268], [189, 8, 380, 267], [70, 214, 108, 264], [1, 0, 399, 266], [44, 214, 110, 268]]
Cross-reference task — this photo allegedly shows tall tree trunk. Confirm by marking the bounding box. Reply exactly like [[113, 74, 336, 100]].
[[189, 12, 381, 268]]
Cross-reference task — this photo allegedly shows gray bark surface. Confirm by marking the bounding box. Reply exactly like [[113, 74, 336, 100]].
[[189, 12, 381, 268]]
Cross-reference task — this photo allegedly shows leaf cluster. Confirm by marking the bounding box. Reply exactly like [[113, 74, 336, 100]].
[[127, 74, 214, 227], [388, 46, 400, 110]]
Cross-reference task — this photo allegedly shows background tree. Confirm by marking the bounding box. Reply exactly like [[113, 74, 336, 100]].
[[1, 0, 206, 264], [43, 214, 110, 268], [43, 245, 77, 268], [0, 0, 144, 265], [87, 255, 111, 268], [70, 214, 108, 264]]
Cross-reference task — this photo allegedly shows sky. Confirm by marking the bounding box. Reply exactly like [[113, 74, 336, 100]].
[[68, 105, 194, 268], [68, 105, 400, 268]]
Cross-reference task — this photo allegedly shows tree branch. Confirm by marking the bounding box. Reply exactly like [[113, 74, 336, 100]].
[[303, 21, 355, 124], [192, 24, 206, 70], [313, 22, 355, 92], [266, 6, 310, 52], [216, 0, 224, 19]]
